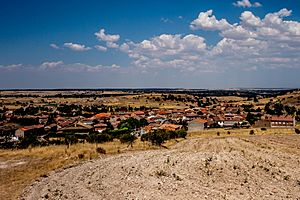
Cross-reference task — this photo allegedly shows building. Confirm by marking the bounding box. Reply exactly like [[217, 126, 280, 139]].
[[253, 119, 271, 128], [254, 115, 295, 128], [159, 124, 182, 132], [269, 115, 295, 127], [188, 119, 208, 132], [15, 125, 45, 138]]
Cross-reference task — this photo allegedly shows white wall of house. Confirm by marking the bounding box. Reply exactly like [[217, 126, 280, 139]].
[[15, 129, 25, 138], [188, 121, 205, 132]]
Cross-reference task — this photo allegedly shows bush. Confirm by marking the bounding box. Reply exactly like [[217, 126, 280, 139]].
[[119, 133, 137, 147], [64, 134, 78, 145], [295, 128, 300, 134], [249, 130, 255, 135], [261, 127, 267, 131], [19, 135, 41, 148], [176, 130, 187, 139], [96, 147, 106, 154], [78, 153, 84, 159], [87, 133, 113, 143], [141, 129, 187, 146]]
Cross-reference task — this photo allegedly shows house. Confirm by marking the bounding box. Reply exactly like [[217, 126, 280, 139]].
[[94, 123, 107, 133], [188, 118, 208, 132], [15, 125, 45, 138], [0, 125, 18, 142], [94, 113, 112, 121], [58, 127, 92, 137], [159, 124, 182, 132], [269, 115, 295, 127], [254, 115, 295, 128], [253, 119, 271, 128], [223, 114, 244, 127]]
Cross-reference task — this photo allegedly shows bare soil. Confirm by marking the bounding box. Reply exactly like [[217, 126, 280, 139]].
[[20, 134, 300, 200]]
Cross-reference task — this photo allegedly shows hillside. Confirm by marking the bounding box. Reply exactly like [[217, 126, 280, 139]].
[[21, 134, 300, 200]]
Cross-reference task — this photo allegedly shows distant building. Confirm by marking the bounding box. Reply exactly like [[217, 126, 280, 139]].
[[254, 115, 295, 128], [15, 125, 45, 138], [188, 119, 208, 132], [269, 115, 295, 127], [253, 119, 271, 128], [159, 124, 182, 132]]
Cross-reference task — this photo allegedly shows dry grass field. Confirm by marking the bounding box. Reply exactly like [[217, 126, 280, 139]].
[[0, 139, 166, 200]]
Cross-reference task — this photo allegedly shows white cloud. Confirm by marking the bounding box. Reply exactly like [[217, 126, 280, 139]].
[[121, 9, 300, 73], [190, 10, 232, 31], [0, 64, 23, 71], [50, 43, 60, 49], [95, 28, 121, 49], [95, 45, 107, 52], [95, 29, 120, 43], [233, 0, 262, 8], [106, 42, 119, 48], [63, 43, 91, 51], [161, 17, 173, 23], [121, 34, 208, 71], [40, 61, 64, 70], [40, 61, 121, 72]]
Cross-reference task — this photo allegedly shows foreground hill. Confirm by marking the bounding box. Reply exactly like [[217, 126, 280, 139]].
[[21, 134, 300, 200]]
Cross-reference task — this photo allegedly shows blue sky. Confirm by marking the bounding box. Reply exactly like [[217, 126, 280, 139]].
[[0, 0, 300, 88]]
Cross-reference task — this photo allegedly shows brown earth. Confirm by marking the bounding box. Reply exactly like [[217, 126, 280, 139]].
[[20, 134, 300, 200]]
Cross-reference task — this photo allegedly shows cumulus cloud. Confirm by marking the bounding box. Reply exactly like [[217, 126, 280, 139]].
[[95, 45, 107, 52], [50, 43, 60, 49], [39, 61, 120, 72], [190, 10, 232, 31], [120, 9, 300, 73], [120, 34, 210, 72], [63, 43, 91, 51], [0, 64, 24, 71], [95, 28, 120, 49], [233, 0, 262, 8], [95, 29, 120, 42], [106, 42, 119, 48]]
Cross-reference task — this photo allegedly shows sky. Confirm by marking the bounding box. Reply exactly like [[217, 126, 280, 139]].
[[0, 0, 300, 89]]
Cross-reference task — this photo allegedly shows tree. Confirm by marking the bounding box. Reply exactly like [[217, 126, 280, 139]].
[[246, 112, 259, 125], [119, 133, 137, 147]]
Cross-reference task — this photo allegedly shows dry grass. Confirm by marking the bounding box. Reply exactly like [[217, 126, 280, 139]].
[[188, 127, 295, 138], [0, 139, 165, 200]]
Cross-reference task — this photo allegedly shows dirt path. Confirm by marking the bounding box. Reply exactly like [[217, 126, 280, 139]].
[[20, 135, 300, 200]]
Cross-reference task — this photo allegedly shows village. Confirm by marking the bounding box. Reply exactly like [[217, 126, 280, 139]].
[[0, 90, 299, 148]]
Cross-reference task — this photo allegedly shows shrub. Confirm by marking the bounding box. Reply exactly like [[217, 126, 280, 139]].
[[176, 130, 187, 139], [87, 133, 113, 143], [227, 131, 231, 135], [119, 133, 137, 147], [96, 147, 106, 154], [19, 135, 41, 149], [64, 134, 78, 145], [295, 128, 300, 134], [217, 132, 220, 136], [249, 130, 255, 135], [261, 127, 267, 131], [78, 153, 84, 159], [155, 170, 167, 177]]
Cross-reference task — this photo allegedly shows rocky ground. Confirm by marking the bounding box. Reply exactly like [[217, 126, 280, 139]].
[[20, 134, 300, 200]]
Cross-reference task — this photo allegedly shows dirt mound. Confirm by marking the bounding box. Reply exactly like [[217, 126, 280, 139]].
[[20, 135, 300, 200]]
